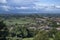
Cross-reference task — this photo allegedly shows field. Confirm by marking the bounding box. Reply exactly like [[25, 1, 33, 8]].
[[4, 18, 36, 25]]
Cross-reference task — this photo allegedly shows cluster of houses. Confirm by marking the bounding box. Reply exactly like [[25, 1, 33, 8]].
[[9, 17, 60, 32], [27, 17, 60, 31]]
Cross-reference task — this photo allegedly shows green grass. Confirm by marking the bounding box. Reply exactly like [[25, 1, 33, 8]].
[[6, 37, 33, 40], [49, 38, 54, 40], [4, 18, 36, 25], [23, 38, 33, 40]]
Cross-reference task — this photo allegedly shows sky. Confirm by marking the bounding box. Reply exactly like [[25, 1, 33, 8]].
[[0, 0, 60, 13]]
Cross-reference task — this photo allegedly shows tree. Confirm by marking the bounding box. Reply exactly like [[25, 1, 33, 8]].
[[27, 28, 37, 37], [9, 25, 28, 38], [48, 28, 57, 40], [50, 21, 58, 28], [19, 26, 28, 38], [34, 29, 59, 40], [0, 20, 8, 40], [54, 31, 60, 40], [34, 30, 49, 40]]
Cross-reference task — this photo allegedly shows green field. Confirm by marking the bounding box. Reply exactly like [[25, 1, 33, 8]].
[[4, 18, 36, 25], [23, 38, 33, 40]]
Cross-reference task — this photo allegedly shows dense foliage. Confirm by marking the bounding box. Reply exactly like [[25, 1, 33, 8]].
[[0, 14, 60, 40], [0, 20, 8, 40]]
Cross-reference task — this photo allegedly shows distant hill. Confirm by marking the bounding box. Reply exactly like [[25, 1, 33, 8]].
[[0, 13, 60, 18]]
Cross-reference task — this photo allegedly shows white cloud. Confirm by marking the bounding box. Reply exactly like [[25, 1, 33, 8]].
[[0, 5, 11, 11], [0, 5, 32, 11], [11, 0, 35, 3], [34, 3, 60, 10], [34, 3, 48, 10], [55, 6, 60, 9], [9, 0, 37, 6], [15, 7, 31, 9], [0, 0, 7, 3]]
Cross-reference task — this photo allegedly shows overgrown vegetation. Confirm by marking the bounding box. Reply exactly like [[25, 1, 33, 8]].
[[0, 14, 60, 40]]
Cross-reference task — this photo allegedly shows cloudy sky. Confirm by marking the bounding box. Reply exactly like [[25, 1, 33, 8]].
[[0, 0, 60, 13]]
